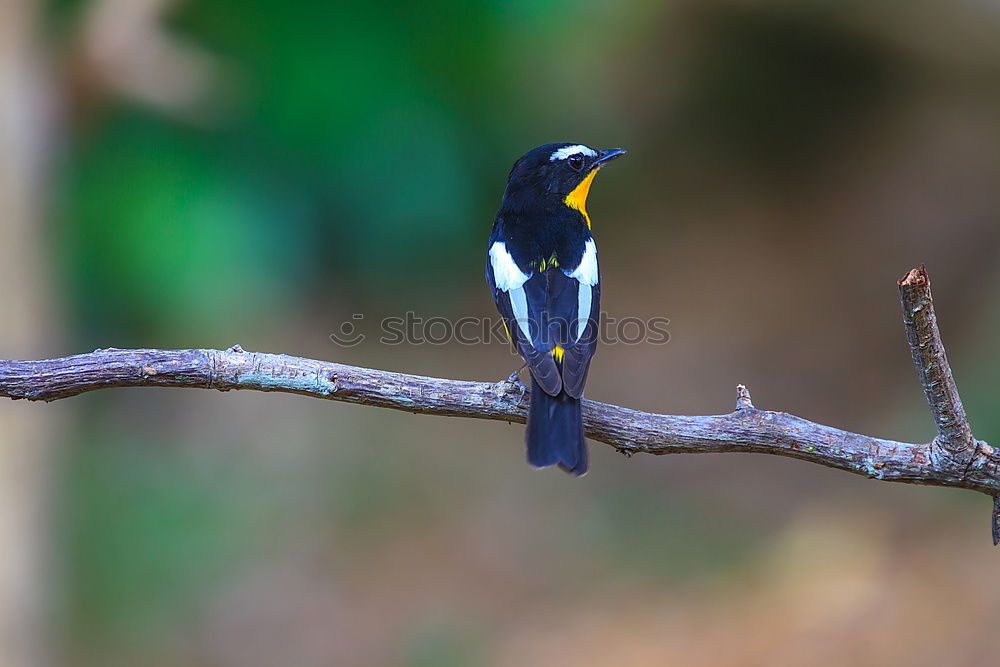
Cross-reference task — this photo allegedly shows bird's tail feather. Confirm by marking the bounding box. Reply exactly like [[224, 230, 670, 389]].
[[526, 378, 588, 476]]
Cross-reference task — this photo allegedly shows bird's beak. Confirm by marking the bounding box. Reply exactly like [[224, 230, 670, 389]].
[[594, 148, 627, 167]]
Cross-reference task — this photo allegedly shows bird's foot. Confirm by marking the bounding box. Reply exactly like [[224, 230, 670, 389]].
[[503, 364, 528, 395], [508, 377, 527, 395], [505, 363, 527, 383]]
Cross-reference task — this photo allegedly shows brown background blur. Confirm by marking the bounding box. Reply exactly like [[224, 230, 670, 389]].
[[1, 0, 999, 665]]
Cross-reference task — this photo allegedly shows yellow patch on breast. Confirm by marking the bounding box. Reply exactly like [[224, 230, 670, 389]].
[[564, 167, 599, 229], [552, 345, 565, 363]]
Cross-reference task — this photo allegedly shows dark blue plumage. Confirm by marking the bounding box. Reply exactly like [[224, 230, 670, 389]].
[[527, 376, 587, 475], [486, 143, 624, 475]]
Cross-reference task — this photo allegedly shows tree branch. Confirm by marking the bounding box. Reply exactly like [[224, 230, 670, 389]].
[[896, 266, 998, 542], [898, 266, 978, 458], [1, 268, 997, 537]]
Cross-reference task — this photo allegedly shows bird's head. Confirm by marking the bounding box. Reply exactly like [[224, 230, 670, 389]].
[[502, 143, 626, 217]]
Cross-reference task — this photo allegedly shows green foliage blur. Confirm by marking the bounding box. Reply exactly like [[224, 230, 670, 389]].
[[53, 0, 661, 344], [26, 0, 1000, 664]]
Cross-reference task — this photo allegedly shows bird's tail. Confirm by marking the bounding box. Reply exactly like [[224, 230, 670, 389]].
[[526, 377, 588, 476]]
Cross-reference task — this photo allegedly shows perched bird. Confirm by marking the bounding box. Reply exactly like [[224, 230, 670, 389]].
[[486, 143, 625, 475]]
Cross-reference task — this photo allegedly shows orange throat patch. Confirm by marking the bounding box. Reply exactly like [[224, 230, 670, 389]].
[[563, 168, 599, 228]]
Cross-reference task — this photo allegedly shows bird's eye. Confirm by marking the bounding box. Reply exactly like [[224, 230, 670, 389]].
[[568, 154, 585, 171]]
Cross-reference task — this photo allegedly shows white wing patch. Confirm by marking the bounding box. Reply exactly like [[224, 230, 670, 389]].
[[575, 281, 592, 342], [567, 240, 598, 341], [489, 241, 529, 291], [490, 241, 532, 341], [508, 286, 532, 341], [567, 239, 599, 286], [549, 144, 597, 162]]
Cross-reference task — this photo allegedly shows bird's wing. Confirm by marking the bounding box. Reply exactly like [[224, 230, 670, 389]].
[[554, 239, 600, 399], [558, 279, 600, 399], [487, 241, 562, 396]]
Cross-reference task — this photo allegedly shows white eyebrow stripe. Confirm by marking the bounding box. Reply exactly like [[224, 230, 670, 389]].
[[549, 145, 597, 161]]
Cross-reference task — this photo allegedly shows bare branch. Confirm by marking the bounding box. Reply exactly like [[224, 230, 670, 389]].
[[0, 267, 996, 538], [993, 496, 1000, 547], [898, 265, 977, 459], [735, 384, 755, 411], [0, 353, 995, 497]]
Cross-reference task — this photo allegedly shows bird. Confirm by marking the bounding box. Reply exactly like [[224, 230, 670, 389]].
[[486, 143, 626, 475]]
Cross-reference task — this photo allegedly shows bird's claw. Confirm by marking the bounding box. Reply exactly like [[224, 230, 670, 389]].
[[501, 369, 527, 397], [505, 362, 527, 384], [507, 376, 527, 395]]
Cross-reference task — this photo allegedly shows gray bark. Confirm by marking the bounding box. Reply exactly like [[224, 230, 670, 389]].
[[0, 267, 995, 540]]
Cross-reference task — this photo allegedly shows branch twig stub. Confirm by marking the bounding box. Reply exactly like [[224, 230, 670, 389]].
[[898, 265, 976, 458]]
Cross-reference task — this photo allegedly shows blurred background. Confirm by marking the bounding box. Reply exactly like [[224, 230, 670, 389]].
[[1, 0, 999, 665]]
